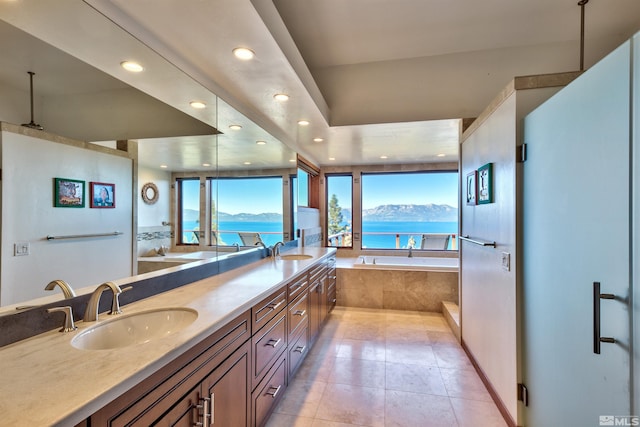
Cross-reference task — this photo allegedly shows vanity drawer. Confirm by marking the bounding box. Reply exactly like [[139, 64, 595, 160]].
[[253, 352, 287, 427], [287, 274, 309, 302], [308, 262, 325, 284], [252, 288, 286, 333], [252, 311, 287, 388], [288, 325, 309, 377], [288, 291, 309, 336]]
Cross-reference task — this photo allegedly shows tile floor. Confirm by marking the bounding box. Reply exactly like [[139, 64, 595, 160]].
[[265, 307, 507, 427]]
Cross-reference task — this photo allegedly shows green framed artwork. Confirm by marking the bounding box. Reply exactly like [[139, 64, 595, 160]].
[[54, 177, 85, 207], [477, 163, 493, 204]]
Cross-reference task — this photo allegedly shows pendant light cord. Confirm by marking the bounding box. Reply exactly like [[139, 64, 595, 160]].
[[578, 0, 589, 71]]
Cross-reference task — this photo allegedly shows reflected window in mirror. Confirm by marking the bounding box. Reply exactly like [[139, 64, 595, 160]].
[[210, 177, 284, 247], [290, 173, 298, 239], [177, 178, 201, 245], [326, 174, 353, 248], [297, 168, 309, 207]]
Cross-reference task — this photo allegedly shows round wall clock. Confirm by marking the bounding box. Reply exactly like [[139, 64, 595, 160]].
[[141, 182, 159, 205]]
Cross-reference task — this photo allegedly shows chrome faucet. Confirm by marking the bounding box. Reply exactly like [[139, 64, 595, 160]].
[[233, 242, 240, 252], [272, 241, 285, 259], [45, 280, 76, 299], [83, 282, 126, 322]]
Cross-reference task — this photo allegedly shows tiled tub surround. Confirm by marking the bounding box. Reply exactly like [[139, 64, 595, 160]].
[[0, 247, 335, 426], [336, 257, 459, 312]]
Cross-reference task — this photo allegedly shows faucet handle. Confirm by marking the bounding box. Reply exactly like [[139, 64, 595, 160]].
[[47, 306, 77, 332], [110, 285, 132, 315]]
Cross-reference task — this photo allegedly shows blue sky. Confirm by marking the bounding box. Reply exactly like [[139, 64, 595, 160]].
[[329, 172, 459, 210], [184, 172, 458, 214], [215, 177, 283, 214]]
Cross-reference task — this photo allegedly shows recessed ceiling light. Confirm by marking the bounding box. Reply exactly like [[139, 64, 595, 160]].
[[274, 93, 289, 102], [120, 61, 144, 72], [437, 153, 446, 157], [329, 157, 335, 161], [256, 141, 266, 145], [313, 138, 324, 142], [289, 159, 296, 163], [229, 124, 242, 130], [190, 101, 206, 109], [298, 120, 310, 126], [160, 164, 168, 169], [232, 47, 255, 60], [244, 161, 251, 165], [202, 163, 211, 167], [380, 155, 388, 159]]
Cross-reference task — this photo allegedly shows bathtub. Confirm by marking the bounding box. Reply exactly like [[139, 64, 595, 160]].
[[354, 255, 458, 272]]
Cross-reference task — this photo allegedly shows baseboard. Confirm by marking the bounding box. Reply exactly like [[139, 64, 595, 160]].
[[461, 340, 519, 427]]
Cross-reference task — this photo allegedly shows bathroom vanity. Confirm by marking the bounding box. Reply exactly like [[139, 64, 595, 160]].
[[0, 248, 336, 427]]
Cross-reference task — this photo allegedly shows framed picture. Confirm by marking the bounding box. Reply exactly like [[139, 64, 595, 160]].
[[90, 182, 115, 208], [478, 163, 493, 204], [466, 170, 477, 205], [54, 178, 85, 208]]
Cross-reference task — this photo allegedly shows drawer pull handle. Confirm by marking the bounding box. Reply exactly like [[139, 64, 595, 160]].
[[332, 299, 337, 303], [294, 309, 306, 317], [268, 300, 285, 311], [265, 385, 282, 399], [265, 338, 282, 348], [294, 345, 306, 353]]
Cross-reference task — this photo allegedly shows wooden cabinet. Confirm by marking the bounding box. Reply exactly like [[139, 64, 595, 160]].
[[155, 341, 250, 427], [326, 256, 337, 313], [252, 311, 287, 388], [85, 255, 335, 427], [89, 311, 251, 427]]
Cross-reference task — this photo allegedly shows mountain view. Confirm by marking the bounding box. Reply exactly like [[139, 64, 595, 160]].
[[345, 204, 457, 222], [183, 209, 283, 222], [184, 203, 457, 223]]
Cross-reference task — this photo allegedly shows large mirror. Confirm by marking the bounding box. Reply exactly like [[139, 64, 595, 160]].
[[0, 1, 297, 310]]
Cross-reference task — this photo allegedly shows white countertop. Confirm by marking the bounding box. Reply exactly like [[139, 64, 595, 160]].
[[0, 247, 335, 427]]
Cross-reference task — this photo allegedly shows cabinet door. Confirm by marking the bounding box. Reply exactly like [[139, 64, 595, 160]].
[[153, 387, 201, 427], [202, 341, 251, 427], [308, 282, 320, 343]]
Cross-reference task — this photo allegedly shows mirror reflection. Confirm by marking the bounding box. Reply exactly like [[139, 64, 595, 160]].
[[0, 7, 296, 309]]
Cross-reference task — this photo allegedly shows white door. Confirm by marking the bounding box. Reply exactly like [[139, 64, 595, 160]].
[[522, 41, 632, 426]]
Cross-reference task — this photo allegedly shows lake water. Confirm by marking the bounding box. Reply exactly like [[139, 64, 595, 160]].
[[183, 220, 458, 249]]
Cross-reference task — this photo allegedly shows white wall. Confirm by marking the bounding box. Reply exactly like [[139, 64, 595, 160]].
[[460, 83, 564, 424], [461, 93, 518, 421], [0, 130, 133, 306], [138, 165, 171, 227]]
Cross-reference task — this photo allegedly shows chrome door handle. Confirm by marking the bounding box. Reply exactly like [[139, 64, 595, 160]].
[[593, 281, 616, 354]]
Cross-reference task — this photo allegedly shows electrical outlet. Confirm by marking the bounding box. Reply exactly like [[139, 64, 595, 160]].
[[14, 242, 30, 256], [501, 252, 510, 271]]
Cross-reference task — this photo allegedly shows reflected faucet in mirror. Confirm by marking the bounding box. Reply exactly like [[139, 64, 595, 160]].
[[271, 241, 285, 259], [45, 280, 76, 299]]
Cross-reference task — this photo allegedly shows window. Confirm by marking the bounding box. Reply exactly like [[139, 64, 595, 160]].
[[326, 174, 353, 247], [361, 172, 458, 250], [210, 177, 284, 246], [177, 178, 201, 245], [297, 168, 309, 207]]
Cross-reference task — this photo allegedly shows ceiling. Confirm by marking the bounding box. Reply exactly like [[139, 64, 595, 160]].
[[1, 0, 639, 170]]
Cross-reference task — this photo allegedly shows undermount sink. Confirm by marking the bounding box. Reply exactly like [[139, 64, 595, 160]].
[[279, 254, 313, 260], [71, 308, 198, 350]]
